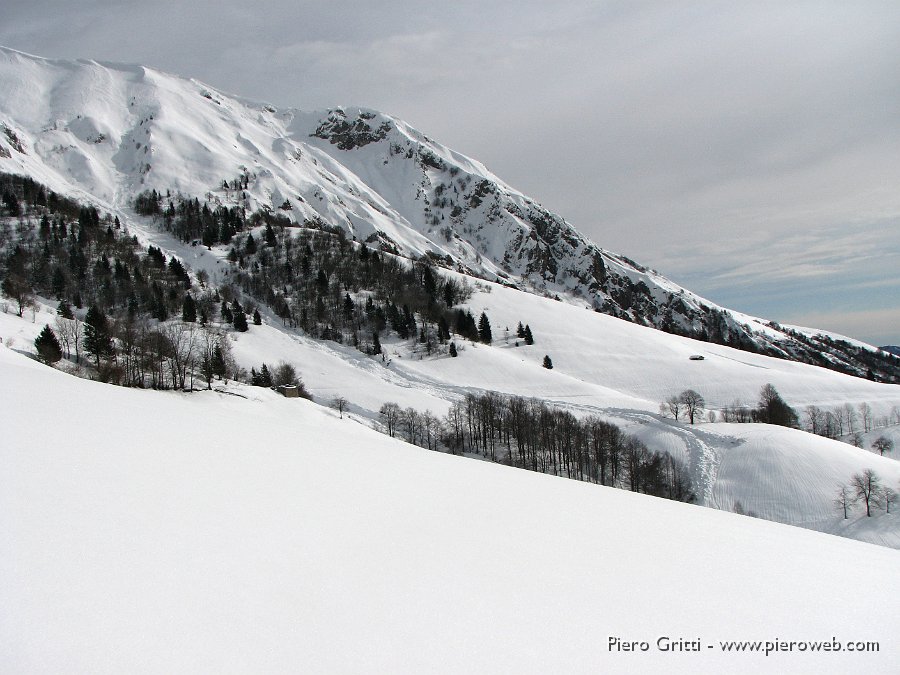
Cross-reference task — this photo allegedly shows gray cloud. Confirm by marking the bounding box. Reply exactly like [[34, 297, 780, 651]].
[[2, 0, 899, 344]]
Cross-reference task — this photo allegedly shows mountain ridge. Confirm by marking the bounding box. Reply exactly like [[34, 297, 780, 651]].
[[0, 45, 897, 381]]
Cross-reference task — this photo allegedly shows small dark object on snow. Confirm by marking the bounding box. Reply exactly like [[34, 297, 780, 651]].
[[279, 385, 300, 398], [689, 355, 705, 361]]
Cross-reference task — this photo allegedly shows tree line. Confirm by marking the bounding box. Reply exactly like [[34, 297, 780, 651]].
[[379, 391, 695, 503], [835, 469, 898, 518], [0, 173, 269, 389], [662, 383, 898, 455]]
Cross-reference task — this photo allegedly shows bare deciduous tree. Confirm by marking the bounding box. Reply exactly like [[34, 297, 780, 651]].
[[871, 436, 893, 457], [660, 395, 682, 421], [804, 405, 824, 435], [843, 403, 857, 434], [379, 402, 401, 438], [55, 315, 82, 363], [331, 396, 349, 419], [834, 484, 853, 519], [884, 487, 897, 514], [858, 402, 873, 433], [1, 273, 35, 317], [850, 469, 883, 517], [421, 411, 441, 451], [678, 390, 705, 425]]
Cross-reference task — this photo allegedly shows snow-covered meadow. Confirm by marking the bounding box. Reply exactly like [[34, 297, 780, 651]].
[[3, 257, 900, 551], [2, 345, 898, 674]]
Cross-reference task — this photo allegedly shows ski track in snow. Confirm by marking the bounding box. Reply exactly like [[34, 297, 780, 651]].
[[2, 48, 900, 549]]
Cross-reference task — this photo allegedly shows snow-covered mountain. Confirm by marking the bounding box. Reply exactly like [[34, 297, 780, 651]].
[[0, 46, 896, 381], [2, 45, 900, 551]]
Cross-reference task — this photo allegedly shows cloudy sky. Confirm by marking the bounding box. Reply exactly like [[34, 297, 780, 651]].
[[3, 1, 899, 345]]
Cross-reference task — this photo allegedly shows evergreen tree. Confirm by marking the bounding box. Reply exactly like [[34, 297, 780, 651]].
[[253, 309, 262, 325], [755, 384, 798, 427], [182, 294, 197, 323], [372, 331, 382, 355], [211, 344, 227, 378], [516, 321, 525, 338], [51, 267, 67, 298], [316, 269, 329, 292], [343, 293, 354, 320], [34, 324, 63, 364], [437, 316, 450, 343], [57, 299, 74, 319], [244, 232, 257, 254], [523, 324, 534, 345], [443, 282, 455, 308], [258, 363, 273, 387], [543, 354, 553, 369], [168, 257, 189, 286], [264, 223, 277, 247], [221, 301, 233, 324], [233, 307, 249, 332], [84, 304, 113, 367], [478, 312, 493, 344], [449, 342, 458, 358]]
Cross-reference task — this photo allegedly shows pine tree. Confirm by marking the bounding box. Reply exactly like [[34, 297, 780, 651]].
[[343, 293, 354, 320], [523, 324, 534, 345], [317, 269, 329, 292], [168, 257, 189, 287], [516, 321, 525, 338], [182, 295, 197, 323], [478, 312, 492, 344], [245, 232, 257, 254], [51, 267, 67, 298], [259, 363, 273, 387], [233, 307, 249, 332], [372, 331, 382, 355], [437, 316, 450, 343], [253, 309, 262, 325], [449, 341, 458, 357], [34, 324, 63, 364], [84, 304, 113, 367], [211, 344, 227, 378], [221, 301, 233, 324], [543, 354, 553, 369], [264, 223, 277, 247], [57, 299, 74, 319]]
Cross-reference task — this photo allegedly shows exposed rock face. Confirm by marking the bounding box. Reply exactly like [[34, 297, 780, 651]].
[[0, 47, 896, 381]]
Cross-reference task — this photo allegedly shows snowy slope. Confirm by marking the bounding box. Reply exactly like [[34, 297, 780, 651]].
[[3, 272, 899, 550], [1, 45, 896, 379], [2, 345, 898, 674]]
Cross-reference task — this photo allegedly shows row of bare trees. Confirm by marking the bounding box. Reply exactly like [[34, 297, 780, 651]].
[[835, 469, 898, 518], [803, 402, 899, 442], [380, 392, 695, 502], [50, 313, 236, 390]]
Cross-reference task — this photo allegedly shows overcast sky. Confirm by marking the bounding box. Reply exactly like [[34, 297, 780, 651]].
[[3, 1, 899, 345]]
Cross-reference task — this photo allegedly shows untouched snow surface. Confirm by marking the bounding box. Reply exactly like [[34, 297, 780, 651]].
[[1, 345, 899, 674]]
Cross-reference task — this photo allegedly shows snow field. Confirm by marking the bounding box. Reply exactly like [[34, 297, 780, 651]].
[[1, 344, 898, 674]]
